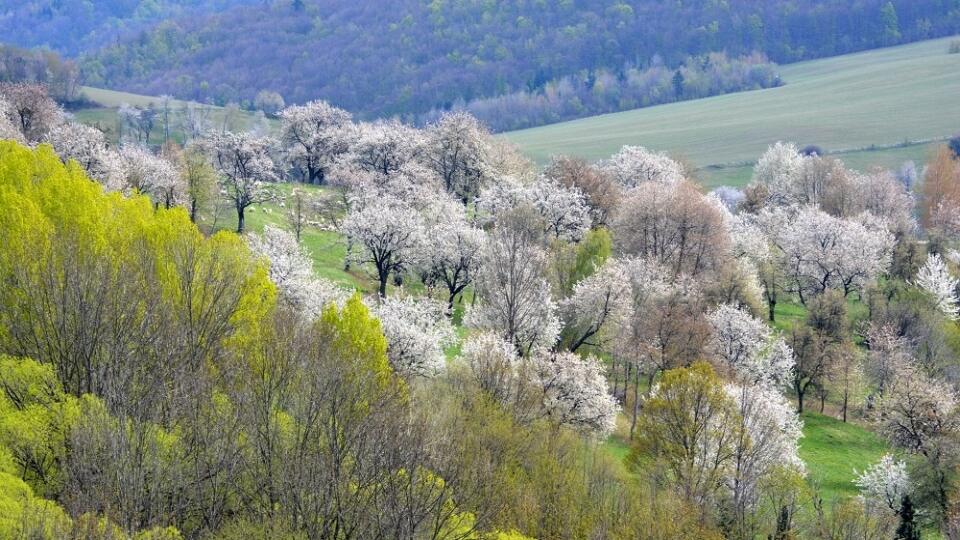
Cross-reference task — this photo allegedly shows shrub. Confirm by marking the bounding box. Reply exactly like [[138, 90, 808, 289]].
[[949, 40, 960, 54], [949, 135, 960, 159]]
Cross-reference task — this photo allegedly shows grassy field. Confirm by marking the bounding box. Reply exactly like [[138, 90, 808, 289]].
[[503, 36, 960, 187], [72, 86, 270, 145], [799, 412, 890, 503]]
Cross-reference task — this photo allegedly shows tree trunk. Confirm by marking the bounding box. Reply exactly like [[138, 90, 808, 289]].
[[796, 386, 805, 413], [767, 296, 776, 322], [377, 266, 388, 298], [629, 365, 640, 440], [236, 206, 246, 234]]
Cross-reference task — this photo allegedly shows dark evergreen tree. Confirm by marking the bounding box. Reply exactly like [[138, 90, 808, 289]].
[[672, 70, 685, 98], [895, 496, 921, 540]]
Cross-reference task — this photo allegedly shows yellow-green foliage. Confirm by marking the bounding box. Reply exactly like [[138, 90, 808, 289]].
[[0, 356, 190, 539], [0, 355, 78, 497], [0, 141, 275, 394], [318, 293, 393, 389]]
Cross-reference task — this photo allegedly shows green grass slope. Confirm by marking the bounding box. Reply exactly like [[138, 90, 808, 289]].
[[503, 36, 960, 187], [799, 412, 889, 503]]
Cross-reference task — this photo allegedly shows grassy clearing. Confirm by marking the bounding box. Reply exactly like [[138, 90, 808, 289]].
[[799, 412, 889, 503], [503, 36, 960, 187], [602, 411, 890, 506]]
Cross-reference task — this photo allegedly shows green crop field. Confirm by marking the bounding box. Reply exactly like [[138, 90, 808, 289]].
[[503, 36, 960, 187]]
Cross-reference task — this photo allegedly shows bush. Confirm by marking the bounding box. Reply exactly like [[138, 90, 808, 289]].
[[949, 135, 960, 159], [949, 40, 960, 54], [801, 144, 824, 157]]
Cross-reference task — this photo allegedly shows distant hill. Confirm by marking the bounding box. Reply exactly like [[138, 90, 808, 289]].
[[70, 0, 960, 125], [501, 37, 960, 188], [0, 0, 258, 55]]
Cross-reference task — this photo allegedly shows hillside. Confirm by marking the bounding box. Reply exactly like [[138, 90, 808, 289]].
[[0, 0, 257, 55], [74, 0, 960, 124], [503, 36, 960, 187]]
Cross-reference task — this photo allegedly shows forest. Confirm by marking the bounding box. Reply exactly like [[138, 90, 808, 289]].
[[3, 81, 960, 539], [63, 0, 960, 125]]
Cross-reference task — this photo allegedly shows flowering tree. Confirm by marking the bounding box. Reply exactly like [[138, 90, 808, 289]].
[[476, 176, 592, 241], [533, 350, 619, 436], [207, 132, 282, 233], [610, 257, 707, 438], [462, 332, 525, 403], [879, 363, 959, 453], [560, 259, 631, 352], [249, 226, 346, 320], [352, 120, 423, 177], [0, 83, 61, 143], [752, 142, 805, 205], [371, 295, 455, 377], [342, 197, 425, 297], [914, 253, 960, 320], [119, 145, 185, 208], [612, 180, 730, 277], [877, 362, 960, 521], [423, 111, 492, 201], [778, 207, 894, 302], [417, 216, 486, 312], [280, 100, 354, 184], [600, 145, 685, 187], [0, 96, 22, 142], [465, 209, 561, 353], [854, 454, 910, 514], [853, 169, 916, 234], [46, 122, 127, 191], [544, 156, 621, 226], [526, 177, 592, 241], [725, 383, 804, 532], [706, 304, 794, 388]]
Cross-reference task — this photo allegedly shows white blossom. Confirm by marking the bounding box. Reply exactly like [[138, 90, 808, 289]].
[[878, 362, 959, 453], [119, 145, 185, 207], [248, 226, 347, 320], [526, 177, 592, 241], [726, 383, 805, 513], [423, 111, 493, 200], [560, 259, 632, 352], [206, 131, 282, 232], [279, 100, 354, 184], [465, 223, 561, 353], [533, 351, 619, 436], [476, 176, 592, 240], [352, 119, 424, 177], [707, 304, 794, 388], [913, 253, 960, 320], [461, 331, 525, 402], [417, 215, 486, 311], [0, 97, 22, 142], [45, 122, 126, 190], [600, 145, 685, 187], [778, 206, 894, 299], [854, 454, 910, 514], [371, 295, 455, 378], [342, 196, 425, 297], [752, 142, 805, 205]]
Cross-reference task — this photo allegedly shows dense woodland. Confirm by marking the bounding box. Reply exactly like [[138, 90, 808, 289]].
[[4, 82, 960, 538], [63, 0, 960, 126], [0, 0, 259, 55]]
